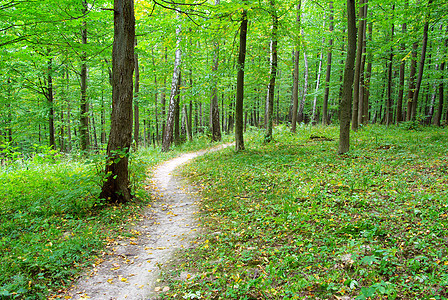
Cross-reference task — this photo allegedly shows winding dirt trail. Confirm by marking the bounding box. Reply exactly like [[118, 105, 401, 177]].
[[66, 145, 229, 300]]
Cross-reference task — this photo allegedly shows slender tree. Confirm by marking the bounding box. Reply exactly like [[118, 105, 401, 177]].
[[264, 0, 278, 143], [338, 0, 357, 154], [235, 8, 248, 152], [291, 1, 301, 132], [322, 0, 333, 126]]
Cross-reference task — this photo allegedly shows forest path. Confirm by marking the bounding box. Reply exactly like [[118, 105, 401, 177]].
[[67, 144, 230, 300]]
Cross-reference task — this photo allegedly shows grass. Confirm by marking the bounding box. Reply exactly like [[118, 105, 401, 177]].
[[159, 124, 448, 299], [0, 135, 225, 299]]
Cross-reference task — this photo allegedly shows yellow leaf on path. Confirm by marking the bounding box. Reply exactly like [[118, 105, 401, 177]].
[[156, 247, 166, 250], [107, 278, 113, 284], [121, 277, 128, 282], [111, 267, 120, 270], [186, 274, 191, 279], [130, 241, 138, 245]]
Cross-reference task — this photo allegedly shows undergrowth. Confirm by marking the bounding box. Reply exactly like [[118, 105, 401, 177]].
[[0, 135, 222, 299], [160, 124, 448, 300]]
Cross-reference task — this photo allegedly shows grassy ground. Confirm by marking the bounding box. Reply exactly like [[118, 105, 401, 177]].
[[0, 136, 223, 299], [159, 124, 448, 300]]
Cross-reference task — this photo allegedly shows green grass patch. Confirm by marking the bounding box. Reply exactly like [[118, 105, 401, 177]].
[[160, 124, 448, 299], [0, 135, 225, 299]]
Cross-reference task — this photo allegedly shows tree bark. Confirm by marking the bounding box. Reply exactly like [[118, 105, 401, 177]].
[[434, 30, 447, 126], [210, 0, 221, 142], [351, 0, 367, 131], [298, 44, 308, 124], [386, 5, 395, 126], [406, 42, 418, 121], [396, 5, 407, 123], [80, 0, 90, 152], [411, 0, 433, 121], [100, 0, 135, 204], [235, 8, 248, 152], [322, 0, 333, 126], [133, 38, 140, 150], [338, 0, 357, 154], [46, 57, 55, 148], [162, 20, 182, 152], [264, 0, 278, 143], [291, 2, 301, 132], [312, 43, 324, 125]]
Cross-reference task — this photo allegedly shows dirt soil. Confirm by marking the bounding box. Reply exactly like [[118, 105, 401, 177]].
[[65, 145, 229, 300]]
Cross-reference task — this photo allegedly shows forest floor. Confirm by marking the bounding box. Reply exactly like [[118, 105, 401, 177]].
[[65, 144, 231, 300]]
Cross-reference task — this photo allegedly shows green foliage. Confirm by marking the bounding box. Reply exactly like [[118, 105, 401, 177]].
[[159, 125, 448, 299]]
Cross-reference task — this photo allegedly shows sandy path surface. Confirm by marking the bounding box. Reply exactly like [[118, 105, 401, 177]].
[[66, 145, 229, 300]]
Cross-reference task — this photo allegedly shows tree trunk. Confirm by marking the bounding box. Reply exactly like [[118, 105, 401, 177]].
[[396, 6, 407, 123], [386, 5, 395, 126], [174, 72, 181, 145], [362, 22, 372, 124], [351, 0, 367, 131], [358, 6, 368, 125], [162, 21, 182, 152], [298, 45, 308, 124], [80, 0, 89, 152], [210, 0, 221, 142], [434, 30, 447, 126], [291, 3, 301, 132], [338, 0, 357, 154], [46, 57, 55, 148], [235, 8, 248, 152], [407, 42, 418, 121], [411, 0, 432, 121], [322, 0, 333, 126], [264, 0, 278, 143], [133, 38, 140, 150], [312, 43, 324, 125], [100, 0, 135, 204]]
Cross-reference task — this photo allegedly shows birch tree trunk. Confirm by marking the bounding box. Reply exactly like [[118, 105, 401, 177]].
[[162, 19, 182, 152], [312, 43, 324, 125]]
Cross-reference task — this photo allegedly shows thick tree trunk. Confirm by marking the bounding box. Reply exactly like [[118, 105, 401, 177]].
[[162, 22, 182, 152], [338, 0, 357, 154], [100, 0, 135, 204], [351, 0, 367, 131], [363, 22, 372, 125], [133, 38, 140, 150], [235, 9, 248, 152], [322, 0, 333, 126], [264, 0, 278, 143]]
